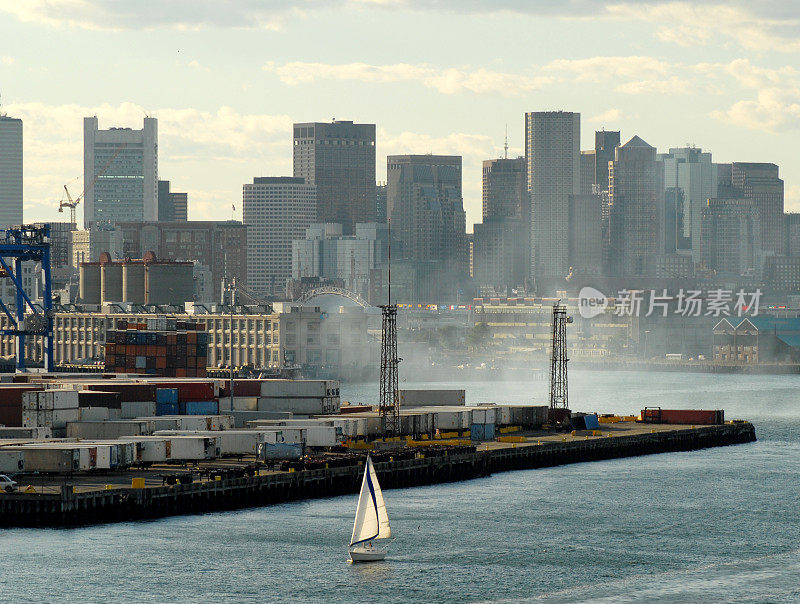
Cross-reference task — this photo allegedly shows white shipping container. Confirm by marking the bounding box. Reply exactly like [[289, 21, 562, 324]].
[[259, 379, 340, 399], [257, 397, 328, 415], [52, 390, 80, 410], [472, 408, 486, 424], [166, 435, 219, 460], [124, 436, 174, 463], [121, 401, 156, 419], [0, 426, 52, 439], [260, 427, 306, 445], [0, 450, 24, 473], [305, 426, 338, 447], [66, 420, 153, 440], [78, 407, 112, 422], [154, 430, 262, 455], [399, 389, 465, 407]]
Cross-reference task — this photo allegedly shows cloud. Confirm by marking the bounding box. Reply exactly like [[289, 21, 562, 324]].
[[694, 59, 800, 132], [615, 76, 692, 95], [545, 56, 670, 83], [3, 0, 797, 54], [588, 108, 622, 123], [608, 2, 800, 53], [262, 61, 550, 96]]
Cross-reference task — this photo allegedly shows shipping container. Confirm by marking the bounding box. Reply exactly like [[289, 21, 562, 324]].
[[2, 445, 80, 473], [156, 401, 180, 416], [584, 414, 600, 430], [0, 450, 25, 473], [257, 397, 333, 415], [640, 408, 723, 425], [259, 379, 340, 399], [180, 401, 219, 415], [156, 388, 179, 404], [258, 442, 303, 460], [470, 424, 484, 441], [483, 423, 496, 440], [153, 430, 268, 455], [86, 383, 157, 402], [78, 390, 122, 409], [399, 389, 466, 407], [0, 426, 52, 439], [124, 436, 173, 463], [121, 401, 156, 419], [66, 420, 154, 439]]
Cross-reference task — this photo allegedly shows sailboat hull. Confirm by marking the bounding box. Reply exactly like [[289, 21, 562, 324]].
[[349, 545, 387, 563]]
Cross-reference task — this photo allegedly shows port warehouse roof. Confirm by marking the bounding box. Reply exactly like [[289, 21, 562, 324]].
[[714, 317, 800, 348]]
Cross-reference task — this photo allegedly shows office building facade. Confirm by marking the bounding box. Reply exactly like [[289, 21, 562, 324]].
[[157, 180, 188, 221], [83, 117, 158, 227], [526, 111, 580, 281], [0, 115, 23, 228], [609, 136, 664, 277], [243, 177, 316, 295], [293, 120, 375, 235]]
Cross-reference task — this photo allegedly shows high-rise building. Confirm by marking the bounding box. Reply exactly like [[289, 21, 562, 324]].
[[482, 157, 528, 222], [526, 111, 580, 281], [594, 130, 620, 194], [0, 115, 23, 228], [659, 147, 716, 260], [474, 157, 529, 292], [785, 213, 800, 257], [609, 135, 664, 277], [116, 220, 248, 299], [580, 151, 596, 195], [243, 177, 316, 296], [292, 120, 375, 235], [83, 117, 158, 227], [701, 198, 762, 276], [731, 162, 784, 256], [375, 182, 387, 223], [157, 180, 188, 221], [473, 218, 528, 293], [387, 154, 467, 300], [568, 194, 602, 276]]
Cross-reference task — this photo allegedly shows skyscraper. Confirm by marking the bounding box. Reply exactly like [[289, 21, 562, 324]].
[[482, 157, 528, 222], [701, 198, 762, 275], [609, 136, 664, 277], [474, 157, 529, 292], [0, 115, 23, 228], [293, 120, 375, 235], [594, 130, 620, 193], [731, 162, 784, 256], [659, 147, 716, 260], [83, 117, 158, 227], [387, 155, 467, 299], [526, 111, 580, 281], [243, 177, 316, 295]]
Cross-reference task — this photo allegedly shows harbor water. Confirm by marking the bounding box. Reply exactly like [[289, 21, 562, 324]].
[[1, 370, 799, 603]]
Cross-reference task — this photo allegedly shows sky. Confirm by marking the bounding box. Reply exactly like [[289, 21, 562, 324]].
[[0, 0, 799, 230]]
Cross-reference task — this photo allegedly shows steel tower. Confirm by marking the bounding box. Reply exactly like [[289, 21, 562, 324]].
[[549, 302, 571, 411]]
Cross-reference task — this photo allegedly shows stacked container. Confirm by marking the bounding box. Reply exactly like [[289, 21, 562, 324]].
[[104, 318, 208, 377]]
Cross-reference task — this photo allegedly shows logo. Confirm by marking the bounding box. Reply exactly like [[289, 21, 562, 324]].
[[578, 286, 608, 318]]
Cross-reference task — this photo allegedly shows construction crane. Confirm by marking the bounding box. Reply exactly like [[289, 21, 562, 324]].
[[58, 184, 80, 225], [57, 142, 129, 226]]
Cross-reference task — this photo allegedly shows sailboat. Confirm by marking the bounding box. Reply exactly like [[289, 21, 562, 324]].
[[349, 455, 391, 562]]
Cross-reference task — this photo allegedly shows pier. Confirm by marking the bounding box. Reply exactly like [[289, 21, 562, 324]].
[[0, 421, 755, 527]]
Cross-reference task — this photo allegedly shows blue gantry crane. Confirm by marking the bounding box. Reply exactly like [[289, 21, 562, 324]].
[[0, 225, 53, 372]]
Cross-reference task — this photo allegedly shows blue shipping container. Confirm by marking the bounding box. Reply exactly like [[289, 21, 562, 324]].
[[181, 400, 219, 415], [483, 423, 495, 440], [470, 424, 483, 441], [584, 414, 600, 430], [259, 442, 302, 460], [156, 388, 179, 404], [156, 401, 179, 416]]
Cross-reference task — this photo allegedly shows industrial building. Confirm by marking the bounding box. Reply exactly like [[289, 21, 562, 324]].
[[0, 303, 371, 377], [79, 252, 195, 306], [71, 225, 123, 267], [115, 220, 248, 298], [713, 317, 800, 363]]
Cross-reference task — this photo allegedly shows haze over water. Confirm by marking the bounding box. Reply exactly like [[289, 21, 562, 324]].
[[1, 370, 798, 603]]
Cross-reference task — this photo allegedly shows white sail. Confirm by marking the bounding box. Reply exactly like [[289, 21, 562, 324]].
[[350, 457, 391, 547], [368, 457, 391, 540]]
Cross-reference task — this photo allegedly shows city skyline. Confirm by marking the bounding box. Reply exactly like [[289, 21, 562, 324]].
[[0, 1, 799, 229]]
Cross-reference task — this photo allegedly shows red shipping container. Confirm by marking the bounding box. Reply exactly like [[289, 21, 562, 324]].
[[87, 383, 157, 402], [641, 409, 723, 425]]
